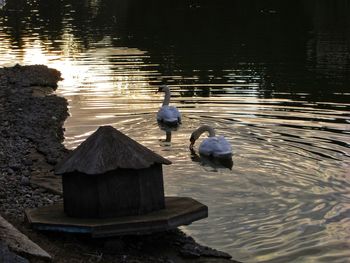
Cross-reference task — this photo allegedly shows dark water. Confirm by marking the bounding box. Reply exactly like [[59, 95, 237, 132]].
[[1, 1, 350, 262]]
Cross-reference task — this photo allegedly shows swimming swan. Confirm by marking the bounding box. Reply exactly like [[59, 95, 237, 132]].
[[189, 125, 232, 158], [157, 85, 181, 126]]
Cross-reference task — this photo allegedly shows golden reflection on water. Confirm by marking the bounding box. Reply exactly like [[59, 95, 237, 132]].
[[0, 27, 162, 145]]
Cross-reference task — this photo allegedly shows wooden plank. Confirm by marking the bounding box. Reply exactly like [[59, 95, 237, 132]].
[[0, 215, 51, 261]]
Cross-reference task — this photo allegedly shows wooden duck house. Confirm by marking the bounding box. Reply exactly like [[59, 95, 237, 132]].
[[26, 125, 208, 237], [54, 126, 171, 218]]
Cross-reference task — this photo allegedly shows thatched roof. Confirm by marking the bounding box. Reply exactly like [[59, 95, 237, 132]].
[[55, 126, 171, 175]]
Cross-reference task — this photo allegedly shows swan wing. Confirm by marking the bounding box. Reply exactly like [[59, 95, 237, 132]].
[[157, 106, 181, 123], [199, 136, 232, 157]]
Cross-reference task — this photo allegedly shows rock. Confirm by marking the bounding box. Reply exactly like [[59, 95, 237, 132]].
[[104, 239, 125, 253], [23, 159, 33, 166], [22, 170, 31, 177], [46, 156, 57, 165], [20, 176, 30, 186], [178, 234, 231, 259], [180, 244, 201, 258], [34, 188, 46, 194], [9, 162, 21, 171], [199, 246, 232, 259]]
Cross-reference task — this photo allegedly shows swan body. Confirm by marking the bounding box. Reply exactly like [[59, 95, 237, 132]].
[[157, 85, 181, 126], [198, 136, 232, 157], [157, 105, 181, 124], [190, 125, 232, 158]]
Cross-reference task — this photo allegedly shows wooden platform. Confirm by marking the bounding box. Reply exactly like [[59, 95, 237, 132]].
[[25, 197, 208, 237]]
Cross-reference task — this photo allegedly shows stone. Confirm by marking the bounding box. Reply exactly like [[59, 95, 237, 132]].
[[24, 159, 33, 166], [200, 246, 232, 259], [104, 239, 125, 253], [9, 162, 21, 171], [22, 170, 31, 177], [20, 176, 30, 186], [180, 244, 201, 258]]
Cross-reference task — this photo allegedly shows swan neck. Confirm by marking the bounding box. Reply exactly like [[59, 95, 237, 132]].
[[193, 125, 216, 140], [162, 87, 171, 106]]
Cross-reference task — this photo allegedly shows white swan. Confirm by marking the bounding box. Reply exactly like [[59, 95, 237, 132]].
[[157, 85, 181, 126], [190, 125, 232, 158]]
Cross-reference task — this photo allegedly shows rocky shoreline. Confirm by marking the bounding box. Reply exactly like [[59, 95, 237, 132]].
[[0, 65, 240, 263]]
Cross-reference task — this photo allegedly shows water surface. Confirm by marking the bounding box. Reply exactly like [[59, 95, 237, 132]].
[[1, 1, 350, 262]]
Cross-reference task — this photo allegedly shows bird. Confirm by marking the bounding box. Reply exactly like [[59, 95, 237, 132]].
[[189, 125, 232, 158], [157, 85, 181, 126]]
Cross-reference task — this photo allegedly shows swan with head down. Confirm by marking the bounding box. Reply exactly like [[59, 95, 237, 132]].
[[189, 125, 232, 158], [157, 85, 181, 126]]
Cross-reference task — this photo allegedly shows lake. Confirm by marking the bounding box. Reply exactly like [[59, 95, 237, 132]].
[[1, 0, 350, 262]]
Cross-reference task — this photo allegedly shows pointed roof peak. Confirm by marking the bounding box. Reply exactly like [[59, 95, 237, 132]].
[[55, 126, 171, 175]]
